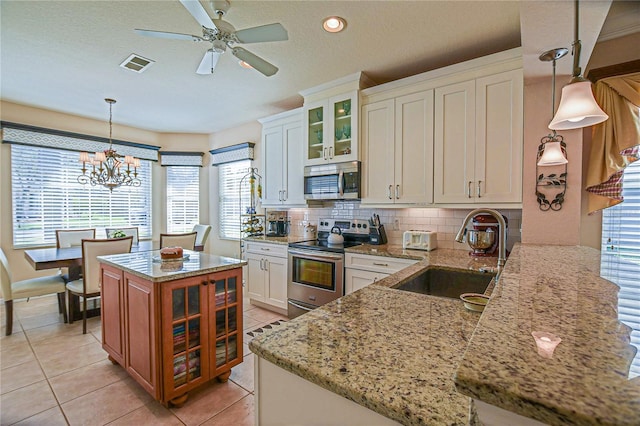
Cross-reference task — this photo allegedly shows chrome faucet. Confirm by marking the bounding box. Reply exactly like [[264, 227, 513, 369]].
[[455, 208, 507, 280]]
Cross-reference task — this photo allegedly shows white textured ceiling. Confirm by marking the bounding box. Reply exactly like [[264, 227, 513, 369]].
[[1, 1, 634, 135]]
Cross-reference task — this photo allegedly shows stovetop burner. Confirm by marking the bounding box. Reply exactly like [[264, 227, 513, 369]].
[[288, 239, 364, 253]]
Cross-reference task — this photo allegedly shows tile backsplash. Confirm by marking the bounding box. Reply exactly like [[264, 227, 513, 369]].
[[283, 203, 521, 252]]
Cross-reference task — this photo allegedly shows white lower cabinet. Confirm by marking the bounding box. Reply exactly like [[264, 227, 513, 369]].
[[344, 253, 418, 295], [245, 242, 288, 311]]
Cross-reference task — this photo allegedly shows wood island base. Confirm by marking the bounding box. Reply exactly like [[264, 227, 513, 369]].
[[99, 257, 244, 408]]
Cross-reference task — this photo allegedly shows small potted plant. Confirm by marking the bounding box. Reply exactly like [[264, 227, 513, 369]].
[[111, 230, 126, 238]]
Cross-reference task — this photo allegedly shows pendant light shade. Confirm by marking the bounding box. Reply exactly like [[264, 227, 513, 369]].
[[548, 0, 608, 131], [548, 80, 608, 130], [537, 141, 568, 166]]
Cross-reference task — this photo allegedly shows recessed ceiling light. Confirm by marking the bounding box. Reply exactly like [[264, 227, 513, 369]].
[[239, 60, 253, 69], [323, 16, 346, 33]]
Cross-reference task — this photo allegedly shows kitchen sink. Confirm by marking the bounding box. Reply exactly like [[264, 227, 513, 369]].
[[392, 267, 496, 299]]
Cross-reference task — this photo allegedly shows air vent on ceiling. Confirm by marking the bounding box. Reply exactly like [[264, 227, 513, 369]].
[[120, 54, 155, 73]]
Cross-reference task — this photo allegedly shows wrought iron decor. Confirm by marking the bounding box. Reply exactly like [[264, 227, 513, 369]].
[[536, 134, 567, 211]]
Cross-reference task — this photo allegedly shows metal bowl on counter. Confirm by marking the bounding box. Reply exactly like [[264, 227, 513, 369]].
[[466, 229, 495, 250]]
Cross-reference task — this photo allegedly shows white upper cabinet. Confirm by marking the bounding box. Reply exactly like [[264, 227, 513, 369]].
[[434, 69, 523, 204], [300, 72, 374, 166], [361, 48, 523, 207], [362, 90, 434, 205], [303, 91, 359, 166], [259, 108, 306, 207]]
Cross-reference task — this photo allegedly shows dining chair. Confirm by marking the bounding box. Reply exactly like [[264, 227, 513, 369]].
[[1, 248, 67, 336], [192, 224, 212, 251], [66, 236, 133, 334], [56, 228, 96, 248], [159, 232, 197, 250], [105, 227, 139, 245]]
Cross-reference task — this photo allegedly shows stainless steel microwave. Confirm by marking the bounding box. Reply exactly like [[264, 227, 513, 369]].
[[303, 161, 361, 201]]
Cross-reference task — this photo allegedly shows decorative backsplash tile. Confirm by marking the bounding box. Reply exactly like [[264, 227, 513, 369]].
[[285, 204, 522, 252]]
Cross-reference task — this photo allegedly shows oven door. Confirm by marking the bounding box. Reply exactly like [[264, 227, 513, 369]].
[[288, 248, 344, 307]]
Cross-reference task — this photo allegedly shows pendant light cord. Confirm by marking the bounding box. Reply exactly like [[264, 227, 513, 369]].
[[571, 0, 583, 81]]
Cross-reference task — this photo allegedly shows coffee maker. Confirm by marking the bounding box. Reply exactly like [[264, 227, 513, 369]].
[[466, 213, 508, 257], [266, 210, 289, 237]]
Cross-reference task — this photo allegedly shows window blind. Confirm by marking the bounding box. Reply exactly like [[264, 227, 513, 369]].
[[601, 159, 640, 378], [11, 144, 152, 247], [218, 160, 251, 239], [166, 166, 200, 233]]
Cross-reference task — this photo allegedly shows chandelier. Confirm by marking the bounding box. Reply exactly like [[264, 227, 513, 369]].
[[78, 98, 141, 191]]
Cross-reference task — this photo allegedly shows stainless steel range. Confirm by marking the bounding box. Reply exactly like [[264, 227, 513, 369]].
[[287, 218, 370, 318]]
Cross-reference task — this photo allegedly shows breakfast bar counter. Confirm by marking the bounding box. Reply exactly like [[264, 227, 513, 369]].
[[249, 244, 639, 425]]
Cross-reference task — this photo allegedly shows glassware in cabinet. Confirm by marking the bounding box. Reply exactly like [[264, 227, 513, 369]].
[[307, 105, 324, 161], [332, 96, 353, 159]]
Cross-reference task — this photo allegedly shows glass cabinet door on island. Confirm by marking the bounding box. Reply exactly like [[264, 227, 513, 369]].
[[163, 276, 210, 400], [304, 91, 358, 166], [210, 269, 242, 377]]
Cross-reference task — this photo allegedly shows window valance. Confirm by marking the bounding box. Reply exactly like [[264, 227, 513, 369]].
[[1, 122, 160, 161], [210, 142, 254, 166], [160, 151, 204, 167]]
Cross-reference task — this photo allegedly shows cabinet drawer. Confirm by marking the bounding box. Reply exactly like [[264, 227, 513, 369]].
[[345, 253, 417, 274], [245, 241, 288, 258]]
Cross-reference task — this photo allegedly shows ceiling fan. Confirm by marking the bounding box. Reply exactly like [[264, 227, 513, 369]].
[[135, 0, 288, 77]]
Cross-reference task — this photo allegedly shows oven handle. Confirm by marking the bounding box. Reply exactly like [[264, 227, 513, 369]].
[[288, 300, 314, 312], [288, 248, 344, 262]]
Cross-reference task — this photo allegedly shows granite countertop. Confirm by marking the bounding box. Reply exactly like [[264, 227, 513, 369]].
[[98, 250, 246, 283], [250, 243, 640, 425], [250, 248, 496, 425], [454, 244, 640, 426]]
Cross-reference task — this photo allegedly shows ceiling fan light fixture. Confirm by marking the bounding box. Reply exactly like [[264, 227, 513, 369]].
[[239, 60, 253, 69], [323, 16, 346, 33]]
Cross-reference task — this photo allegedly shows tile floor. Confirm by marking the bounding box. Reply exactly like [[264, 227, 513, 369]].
[[0, 294, 287, 425]]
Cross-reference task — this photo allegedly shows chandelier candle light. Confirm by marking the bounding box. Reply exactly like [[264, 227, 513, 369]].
[[78, 99, 141, 192]]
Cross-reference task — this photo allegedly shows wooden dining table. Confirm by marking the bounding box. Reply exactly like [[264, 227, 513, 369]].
[[24, 240, 155, 321]]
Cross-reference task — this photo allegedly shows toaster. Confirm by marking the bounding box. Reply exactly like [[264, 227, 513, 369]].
[[402, 230, 437, 251]]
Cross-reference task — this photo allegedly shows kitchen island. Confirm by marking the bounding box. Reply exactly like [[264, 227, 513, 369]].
[[98, 250, 247, 407], [249, 244, 639, 425]]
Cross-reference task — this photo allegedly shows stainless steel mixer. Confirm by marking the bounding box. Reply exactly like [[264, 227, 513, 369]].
[[466, 213, 508, 257]]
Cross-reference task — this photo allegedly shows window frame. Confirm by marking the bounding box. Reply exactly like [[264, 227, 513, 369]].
[[166, 165, 200, 234]]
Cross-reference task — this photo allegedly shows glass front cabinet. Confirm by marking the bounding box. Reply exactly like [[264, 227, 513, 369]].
[[160, 268, 243, 406], [304, 90, 359, 166]]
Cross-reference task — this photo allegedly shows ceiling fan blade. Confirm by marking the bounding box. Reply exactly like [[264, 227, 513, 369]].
[[134, 29, 203, 42], [196, 49, 222, 74], [179, 0, 217, 29], [235, 23, 288, 44], [232, 47, 278, 77]]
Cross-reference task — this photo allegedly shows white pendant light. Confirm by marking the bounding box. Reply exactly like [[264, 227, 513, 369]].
[[548, 0, 608, 130], [537, 141, 568, 166], [549, 81, 608, 130]]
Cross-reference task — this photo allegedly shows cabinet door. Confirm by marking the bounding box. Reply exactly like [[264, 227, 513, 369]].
[[262, 125, 285, 205], [328, 91, 358, 163], [361, 99, 395, 204], [434, 80, 476, 203], [345, 268, 389, 295], [264, 255, 287, 310], [395, 90, 434, 204], [282, 121, 306, 206], [475, 69, 523, 203], [209, 268, 243, 377], [125, 273, 159, 397], [161, 275, 210, 401], [101, 264, 125, 365], [304, 99, 327, 165], [245, 252, 266, 302]]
